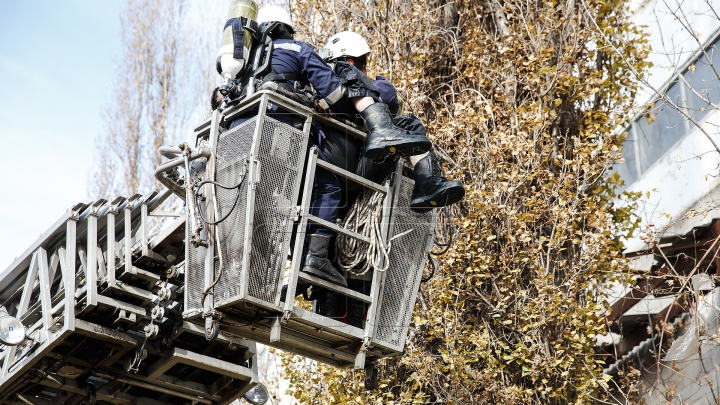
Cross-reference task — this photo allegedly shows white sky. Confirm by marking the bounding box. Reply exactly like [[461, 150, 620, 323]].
[[0, 0, 122, 269]]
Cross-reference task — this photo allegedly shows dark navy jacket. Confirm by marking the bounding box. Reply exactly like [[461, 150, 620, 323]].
[[271, 39, 346, 105], [373, 75, 399, 115]]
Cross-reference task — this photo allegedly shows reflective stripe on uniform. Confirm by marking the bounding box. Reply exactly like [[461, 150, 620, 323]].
[[324, 84, 346, 105], [274, 43, 302, 52]]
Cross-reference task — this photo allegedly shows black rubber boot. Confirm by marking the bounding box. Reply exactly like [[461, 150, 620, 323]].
[[301, 234, 347, 287], [314, 289, 340, 318], [410, 153, 465, 213], [361, 103, 431, 161]]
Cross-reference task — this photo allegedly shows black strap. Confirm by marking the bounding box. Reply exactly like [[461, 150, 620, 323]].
[[263, 72, 301, 82], [224, 17, 259, 35], [224, 17, 260, 60]]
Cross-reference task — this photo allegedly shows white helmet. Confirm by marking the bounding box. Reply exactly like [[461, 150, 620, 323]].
[[323, 31, 371, 61], [256, 5, 293, 29]]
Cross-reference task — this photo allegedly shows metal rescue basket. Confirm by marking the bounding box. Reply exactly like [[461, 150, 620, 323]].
[[156, 89, 436, 380]]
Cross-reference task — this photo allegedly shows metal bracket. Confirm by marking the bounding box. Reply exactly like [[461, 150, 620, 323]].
[[69, 203, 85, 221], [250, 159, 261, 189], [204, 316, 220, 341], [269, 317, 281, 343], [354, 350, 366, 370], [89, 199, 107, 216], [362, 336, 371, 350]]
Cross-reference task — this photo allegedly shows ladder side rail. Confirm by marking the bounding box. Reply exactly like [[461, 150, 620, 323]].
[[64, 207, 78, 333], [238, 94, 271, 299], [282, 147, 319, 319], [141, 199, 150, 259], [361, 161, 405, 361], [123, 194, 143, 276], [47, 250, 60, 296], [202, 109, 222, 329], [85, 200, 107, 310], [105, 197, 125, 286], [36, 248, 53, 334]]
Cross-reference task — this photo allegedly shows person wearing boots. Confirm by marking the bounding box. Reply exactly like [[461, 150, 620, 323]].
[[226, 7, 433, 306], [319, 31, 467, 326], [322, 31, 466, 213]]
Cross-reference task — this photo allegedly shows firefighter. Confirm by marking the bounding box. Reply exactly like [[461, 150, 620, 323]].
[[323, 31, 466, 214], [227, 7, 431, 294], [320, 31, 467, 327]]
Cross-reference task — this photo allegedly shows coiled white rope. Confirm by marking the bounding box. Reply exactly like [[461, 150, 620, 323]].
[[335, 188, 386, 275], [335, 185, 414, 276]]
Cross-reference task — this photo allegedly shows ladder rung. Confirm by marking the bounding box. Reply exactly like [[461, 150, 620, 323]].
[[298, 273, 372, 304], [306, 215, 370, 243], [316, 160, 387, 194]]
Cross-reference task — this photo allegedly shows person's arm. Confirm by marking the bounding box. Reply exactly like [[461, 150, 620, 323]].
[[296, 43, 347, 106], [296, 43, 377, 112]]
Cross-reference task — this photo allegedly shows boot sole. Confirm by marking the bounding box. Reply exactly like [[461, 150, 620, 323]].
[[410, 182, 465, 213], [365, 138, 432, 161]]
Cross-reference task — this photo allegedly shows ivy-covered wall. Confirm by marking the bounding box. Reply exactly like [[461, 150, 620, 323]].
[[281, 0, 649, 402]]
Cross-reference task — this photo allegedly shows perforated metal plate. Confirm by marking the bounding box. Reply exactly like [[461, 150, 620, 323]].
[[245, 116, 307, 304], [373, 175, 435, 352], [200, 115, 308, 309], [212, 119, 255, 306]]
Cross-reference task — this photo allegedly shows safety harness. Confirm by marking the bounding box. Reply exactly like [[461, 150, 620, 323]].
[[219, 19, 321, 110]]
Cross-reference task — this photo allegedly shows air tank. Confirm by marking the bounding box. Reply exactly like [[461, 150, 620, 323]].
[[217, 0, 258, 81]]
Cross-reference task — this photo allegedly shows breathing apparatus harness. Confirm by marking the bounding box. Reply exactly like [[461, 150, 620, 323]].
[[218, 19, 320, 109]]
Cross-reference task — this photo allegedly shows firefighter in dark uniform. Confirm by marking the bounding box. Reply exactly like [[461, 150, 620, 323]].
[[226, 7, 431, 296], [323, 30, 466, 213], [321, 31, 467, 328]]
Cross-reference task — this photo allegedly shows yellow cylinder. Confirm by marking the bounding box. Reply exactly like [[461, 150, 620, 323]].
[[218, 0, 258, 80]]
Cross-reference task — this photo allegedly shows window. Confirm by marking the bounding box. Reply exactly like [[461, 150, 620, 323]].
[[635, 81, 685, 172], [613, 33, 720, 188], [615, 127, 639, 186], [684, 44, 720, 122]]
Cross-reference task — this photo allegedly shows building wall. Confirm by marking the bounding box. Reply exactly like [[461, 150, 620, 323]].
[[606, 3, 720, 403], [617, 0, 720, 253]]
